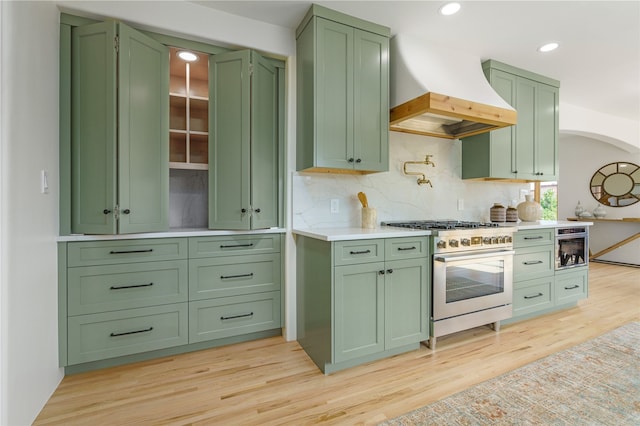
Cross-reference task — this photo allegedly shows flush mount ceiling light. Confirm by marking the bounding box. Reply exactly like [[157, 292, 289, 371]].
[[177, 50, 198, 62], [538, 42, 559, 53], [439, 2, 461, 16]]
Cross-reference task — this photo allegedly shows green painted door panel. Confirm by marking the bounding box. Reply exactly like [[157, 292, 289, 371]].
[[189, 234, 281, 258], [250, 51, 279, 229], [514, 246, 554, 281], [117, 23, 169, 233], [316, 18, 354, 169], [334, 262, 384, 362], [67, 238, 188, 267], [353, 29, 389, 172], [384, 258, 429, 349], [71, 21, 117, 234], [488, 69, 517, 178], [515, 77, 536, 179], [513, 277, 554, 317], [535, 83, 559, 180], [209, 50, 251, 230], [555, 268, 588, 305]]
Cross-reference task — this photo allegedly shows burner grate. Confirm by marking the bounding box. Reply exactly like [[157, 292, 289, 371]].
[[382, 220, 501, 230]]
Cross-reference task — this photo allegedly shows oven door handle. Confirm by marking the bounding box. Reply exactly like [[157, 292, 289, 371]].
[[434, 250, 515, 262]]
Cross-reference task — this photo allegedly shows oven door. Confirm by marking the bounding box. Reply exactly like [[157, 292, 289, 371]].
[[556, 233, 588, 270], [433, 250, 514, 320]]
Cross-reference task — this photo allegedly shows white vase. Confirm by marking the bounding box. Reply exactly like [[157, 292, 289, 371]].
[[517, 195, 542, 222], [593, 204, 606, 218], [574, 201, 584, 217]]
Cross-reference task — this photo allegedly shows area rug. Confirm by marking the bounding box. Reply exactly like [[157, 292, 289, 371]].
[[381, 322, 640, 425]]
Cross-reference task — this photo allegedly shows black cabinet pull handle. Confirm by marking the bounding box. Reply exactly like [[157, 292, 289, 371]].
[[110, 327, 153, 337], [220, 243, 254, 248], [379, 270, 385, 275], [220, 273, 254, 280], [254, 208, 261, 213], [241, 208, 247, 213], [109, 249, 153, 254], [355, 158, 362, 163], [348, 158, 354, 163], [221, 312, 253, 321], [523, 260, 543, 265], [349, 250, 371, 255], [564, 284, 580, 290], [398, 246, 416, 251], [524, 236, 544, 240], [524, 293, 543, 299], [110, 282, 153, 290], [103, 209, 111, 214], [386, 269, 393, 274], [122, 209, 131, 214]]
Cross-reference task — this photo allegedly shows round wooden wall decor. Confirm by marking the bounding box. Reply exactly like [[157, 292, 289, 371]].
[[589, 162, 640, 207]]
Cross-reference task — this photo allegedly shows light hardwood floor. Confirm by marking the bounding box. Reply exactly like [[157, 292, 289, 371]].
[[35, 263, 639, 425]]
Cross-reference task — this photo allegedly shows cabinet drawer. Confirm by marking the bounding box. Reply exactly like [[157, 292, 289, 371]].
[[189, 254, 281, 300], [68, 260, 188, 316], [67, 303, 188, 365], [189, 234, 281, 258], [67, 238, 188, 267], [514, 229, 554, 248], [514, 246, 554, 281], [384, 237, 429, 261], [334, 240, 385, 266], [513, 278, 553, 316], [189, 292, 281, 343], [555, 267, 588, 305]]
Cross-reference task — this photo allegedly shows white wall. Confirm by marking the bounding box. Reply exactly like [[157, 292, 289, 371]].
[[558, 134, 640, 265], [1, 1, 62, 424]]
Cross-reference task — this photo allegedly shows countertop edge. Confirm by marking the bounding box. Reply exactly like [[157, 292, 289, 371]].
[[292, 227, 433, 241], [57, 228, 286, 242]]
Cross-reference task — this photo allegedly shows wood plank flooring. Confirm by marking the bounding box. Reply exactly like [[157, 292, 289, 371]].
[[35, 263, 639, 425]]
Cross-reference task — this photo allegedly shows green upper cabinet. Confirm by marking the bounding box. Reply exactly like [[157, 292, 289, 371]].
[[209, 50, 279, 230], [71, 21, 169, 234], [296, 5, 390, 174], [462, 60, 559, 182]]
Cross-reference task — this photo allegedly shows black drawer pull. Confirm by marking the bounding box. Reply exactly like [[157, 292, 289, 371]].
[[220, 243, 254, 248], [109, 249, 153, 254], [524, 236, 544, 240], [110, 282, 153, 290], [220, 273, 254, 280], [386, 269, 393, 274], [397, 246, 417, 251], [564, 284, 580, 290], [110, 326, 153, 337], [349, 250, 371, 255], [221, 312, 253, 321], [524, 293, 544, 299], [523, 260, 544, 265]]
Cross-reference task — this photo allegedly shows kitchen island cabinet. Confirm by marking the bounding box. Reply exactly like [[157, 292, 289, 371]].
[[295, 231, 429, 373], [296, 5, 390, 174], [462, 60, 559, 182]]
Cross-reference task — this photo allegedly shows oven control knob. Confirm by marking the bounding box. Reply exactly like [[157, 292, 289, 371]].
[[461, 238, 471, 246], [497, 236, 505, 244], [505, 236, 513, 243], [483, 237, 492, 245], [436, 240, 447, 249], [491, 237, 499, 244], [449, 239, 459, 247]]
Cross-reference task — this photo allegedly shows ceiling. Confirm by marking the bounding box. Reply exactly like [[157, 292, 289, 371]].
[[191, 1, 640, 122]]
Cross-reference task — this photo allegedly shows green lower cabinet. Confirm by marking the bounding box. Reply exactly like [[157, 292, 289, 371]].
[[513, 245, 554, 281], [555, 267, 588, 305], [297, 235, 429, 374], [68, 303, 188, 365], [513, 277, 554, 317]]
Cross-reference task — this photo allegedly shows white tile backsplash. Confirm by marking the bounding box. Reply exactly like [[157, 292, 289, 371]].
[[292, 132, 530, 228], [169, 168, 208, 228]]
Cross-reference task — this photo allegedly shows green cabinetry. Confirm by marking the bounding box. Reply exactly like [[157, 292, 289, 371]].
[[71, 21, 169, 234], [510, 228, 588, 322], [296, 5, 390, 174], [59, 234, 283, 373], [297, 236, 429, 373], [462, 60, 559, 181]]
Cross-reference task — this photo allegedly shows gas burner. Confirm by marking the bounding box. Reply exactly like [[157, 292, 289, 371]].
[[382, 220, 502, 230]]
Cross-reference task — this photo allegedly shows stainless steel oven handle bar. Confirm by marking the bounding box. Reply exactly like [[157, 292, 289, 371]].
[[434, 250, 515, 262]]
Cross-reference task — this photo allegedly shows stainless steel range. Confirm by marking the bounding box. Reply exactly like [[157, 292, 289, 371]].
[[382, 220, 517, 349]]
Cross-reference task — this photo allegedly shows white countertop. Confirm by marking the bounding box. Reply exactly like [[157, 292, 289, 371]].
[[515, 220, 593, 230], [292, 227, 433, 241], [58, 227, 286, 242]]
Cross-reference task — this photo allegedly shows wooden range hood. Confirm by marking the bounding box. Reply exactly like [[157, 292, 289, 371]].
[[390, 35, 517, 139], [389, 92, 517, 139]]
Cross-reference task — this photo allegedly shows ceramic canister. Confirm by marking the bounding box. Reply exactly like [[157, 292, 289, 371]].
[[490, 203, 506, 222], [506, 206, 518, 222], [517, 195, 542, 221]]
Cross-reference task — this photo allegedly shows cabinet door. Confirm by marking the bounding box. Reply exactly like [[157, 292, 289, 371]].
[[489, 69, 517, 178], [71, 21, 117, 234], [250, 51, 279, 229], [118, 24, 169, 233], [315, 18, 354, 170], [353, 29, 389, 172], [515, 77, 537, 180], [209, 50, 251, 230], [334, 262, 384, 362], [534, 83, 559, 180], [384, 258, 429, 349]]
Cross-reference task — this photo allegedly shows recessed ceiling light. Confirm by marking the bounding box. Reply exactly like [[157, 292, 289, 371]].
[[538, 42, 559, 53], [177, 51, 198, 62], [439, 2, 461, 16]]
